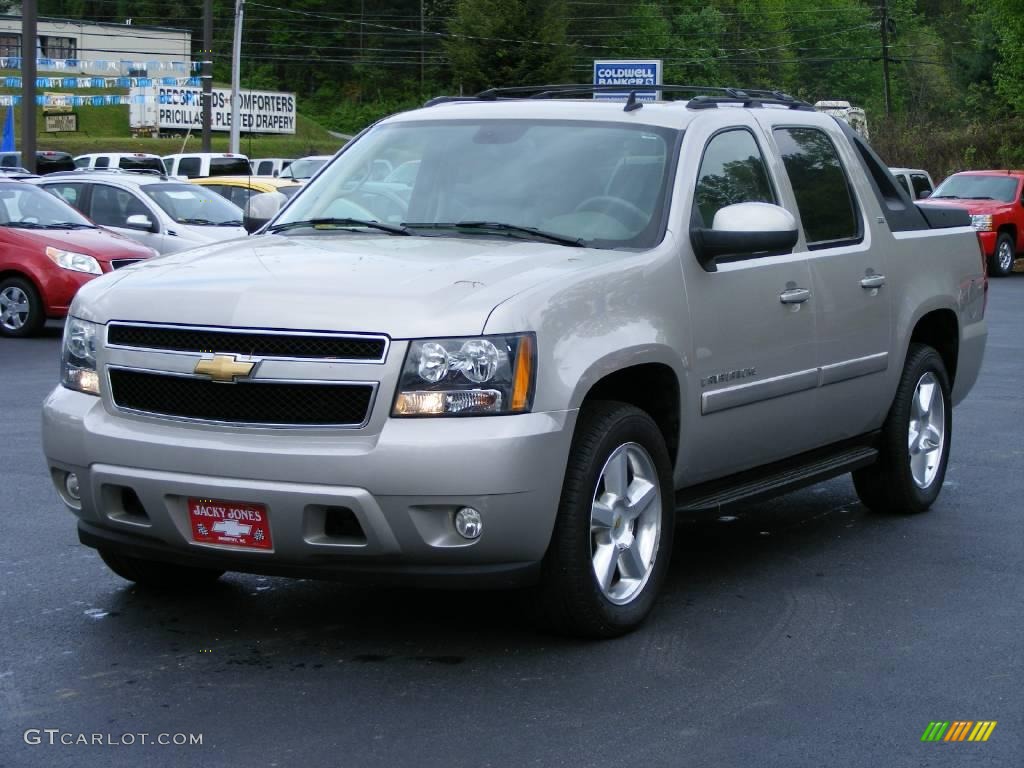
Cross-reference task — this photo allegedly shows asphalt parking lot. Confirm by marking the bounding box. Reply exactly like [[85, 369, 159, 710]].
[[1, 281, 1021, 768]]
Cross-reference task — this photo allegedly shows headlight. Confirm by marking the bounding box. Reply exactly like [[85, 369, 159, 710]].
[[970, 214, 993, 232], [46, 246, 101, 275], [61, 317, 100, 395], [393, 334, 535, 416]]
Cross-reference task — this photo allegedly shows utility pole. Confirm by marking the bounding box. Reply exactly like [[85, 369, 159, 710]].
[[420, 0, 425, 95], [21, 0, 36, 173], [880, 0, 892, 116], [202, 0, 212, 152], [229, 0, 245, 155]]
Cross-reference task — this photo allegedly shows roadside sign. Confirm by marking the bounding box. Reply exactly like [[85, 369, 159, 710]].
[[44, 113, 78, 132], [593, 60, 662, 101], [129, 86, 297, 134]]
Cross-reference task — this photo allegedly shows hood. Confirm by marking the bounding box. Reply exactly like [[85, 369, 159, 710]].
[[74, 233, 618, 337], [175, 223, 249, 244], [1, 226, 155, 262], [924, 198, 1012, 215]]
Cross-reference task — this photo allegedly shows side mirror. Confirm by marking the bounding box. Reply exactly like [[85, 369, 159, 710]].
[[124, 214, 155, 232], [918, 190, 932, 200], [244, 191, 286, 234], [690, 202, 799, 272]]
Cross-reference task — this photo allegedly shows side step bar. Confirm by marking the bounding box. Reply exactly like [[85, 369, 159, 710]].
[[676, 441, 879, 514]]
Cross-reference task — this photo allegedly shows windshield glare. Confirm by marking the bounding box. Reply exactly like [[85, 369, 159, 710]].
[[0, 183, 93, 226], [286, 157, 328, 179], [274, 120, 677, 248], [934, 174, 1020, 203], [142, 184, 243, 224]]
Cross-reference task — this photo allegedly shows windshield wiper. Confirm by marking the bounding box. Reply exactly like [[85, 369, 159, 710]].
[[177, 218, 220, 226], [931, 194, 959, 199], [45, 222, 97, 229], [1, 221, 45, 228], [266, 218, 410, 235], [406, 221, 584, 247], [964, 196, 995, 200], [218, 220, 244, 227]]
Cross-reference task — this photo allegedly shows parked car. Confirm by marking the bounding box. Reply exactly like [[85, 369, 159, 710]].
[[35, 171, 247, 255], [250, 158, 293, 177], [279, 155, 331, 180], [0, 150, 76, 175], [928, 170, 1023, 276], [162, 153, 252, 179], [190, 175, 302, 210], [42, 86, 986, 637], [889, 167, 935, 200], [74, 153, 165, 174], [0, 180, 156, 337]]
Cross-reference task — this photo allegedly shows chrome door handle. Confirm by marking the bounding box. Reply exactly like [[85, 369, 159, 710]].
[[860, 274, 886, 289], [779, 288, 811, 304]]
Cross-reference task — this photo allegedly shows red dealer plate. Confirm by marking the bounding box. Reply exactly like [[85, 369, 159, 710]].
[[188, 498, 272, 550]]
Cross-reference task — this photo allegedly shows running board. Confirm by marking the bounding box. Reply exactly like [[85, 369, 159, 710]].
[[676, 442, 879, 514]]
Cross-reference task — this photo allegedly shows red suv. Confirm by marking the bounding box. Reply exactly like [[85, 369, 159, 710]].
[[929, 170, 1024, 277], [0, 181, 157, 337]]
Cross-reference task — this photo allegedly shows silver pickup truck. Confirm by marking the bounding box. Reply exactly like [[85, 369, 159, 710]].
[[42, 86, 987, 638]]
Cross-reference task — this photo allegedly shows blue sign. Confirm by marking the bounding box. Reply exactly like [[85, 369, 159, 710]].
[[593, 59, 662, 101]]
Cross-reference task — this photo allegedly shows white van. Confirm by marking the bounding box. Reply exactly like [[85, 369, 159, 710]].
[[74, 153, 165, 173], [251, 157, 293, 177], [162, 153, 252, 179]]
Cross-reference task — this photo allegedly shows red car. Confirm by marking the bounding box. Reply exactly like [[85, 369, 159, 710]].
[[0, 181, 157, 337], [929, 170, 1024, 277]]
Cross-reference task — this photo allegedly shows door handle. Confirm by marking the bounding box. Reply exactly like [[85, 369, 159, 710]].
[[779, 288, 811, 304], [860, 274, 886, 289]]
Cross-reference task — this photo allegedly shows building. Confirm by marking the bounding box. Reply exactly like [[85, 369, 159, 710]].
[[0, 15, 191, 76]]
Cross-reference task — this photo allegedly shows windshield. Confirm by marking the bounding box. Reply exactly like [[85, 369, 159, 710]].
[[933, 174, 1019, 203], [274, 120, 678, 248], [285, 157, 329, 179], [142, 183, 243, 225], [0, 182, 94, 227], [118, 157, 164, 173]]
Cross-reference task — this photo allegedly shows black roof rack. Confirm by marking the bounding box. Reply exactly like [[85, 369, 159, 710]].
[[424, 84, 814, 112]]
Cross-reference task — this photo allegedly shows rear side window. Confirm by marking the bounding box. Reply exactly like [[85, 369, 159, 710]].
[[94, 156, 110, 169], [693, 129, 775, 227], [74, 157, 89, 168], [0, 154, 16, 167], [774, 127, 860, 247], [256, 161, 272, 175], [911, 174, 932, 199], [177, 157, 201, 178], [209, 158, 252, 176], [118, 157, 164, 172]]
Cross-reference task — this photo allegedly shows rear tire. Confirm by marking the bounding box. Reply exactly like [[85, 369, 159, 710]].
[[853, 344, 952, 514], [539, 401, 674, 638], [0, 276, 45, 337], [989, 232, 1015, 277], [99, 550, 224, 589]]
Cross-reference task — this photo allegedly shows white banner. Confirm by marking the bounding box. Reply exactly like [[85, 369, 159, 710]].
[[130, 86, 297, 134]]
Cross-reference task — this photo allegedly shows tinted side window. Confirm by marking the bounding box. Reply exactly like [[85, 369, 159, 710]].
[[0, 154, 16, 167], [74, 157, 89, 168], [89, 185, 149, 227], [44, 182, 86, 211], [256, 161, 271, 175], [210, 158, 253, 176], [774, 127, 859, 246], [95, 156, 110, 169], [911, 174, 932, 199], [178, 158, 202, 177], [694, 129, 775, 227], [894, 174, 910, 196]]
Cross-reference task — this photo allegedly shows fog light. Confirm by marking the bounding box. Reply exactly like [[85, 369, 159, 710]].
[[454, 507, 482, 540], [65, 472, 81, 501]]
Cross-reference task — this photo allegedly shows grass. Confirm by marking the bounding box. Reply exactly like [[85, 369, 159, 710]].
[[0, 72, 343, 158]]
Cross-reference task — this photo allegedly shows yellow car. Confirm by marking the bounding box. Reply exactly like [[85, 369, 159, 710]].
[[189, 176, 302, 210]]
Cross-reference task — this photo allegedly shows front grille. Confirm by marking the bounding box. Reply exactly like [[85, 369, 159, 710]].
[[109, 368, 374, 426], [110, 259, 144, 270], [107, 323, 387, 361]]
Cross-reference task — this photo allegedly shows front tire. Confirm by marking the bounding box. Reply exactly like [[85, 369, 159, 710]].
[[989, 232, 1015, 277], [539, 401, 674, 638], [99, 550, 224, 590], [0, 276, 45, 337], [853, 344, 952, 513]]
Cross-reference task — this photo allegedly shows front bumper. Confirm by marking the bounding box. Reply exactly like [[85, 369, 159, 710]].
[[977, 230, 997, 256], [43, 386, 576, 587]]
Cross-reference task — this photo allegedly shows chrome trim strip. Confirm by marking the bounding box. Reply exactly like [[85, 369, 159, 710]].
[[105, 321, 391, 365], [701, 367, 818, 415], [819, 352, 889, 387], [105, 364, 379, 429]]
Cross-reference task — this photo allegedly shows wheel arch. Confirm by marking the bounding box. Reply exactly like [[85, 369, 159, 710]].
[[908, 307, 959, 386]]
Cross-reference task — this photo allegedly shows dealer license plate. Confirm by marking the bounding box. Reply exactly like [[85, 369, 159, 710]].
[[188, 497, 272, 550]]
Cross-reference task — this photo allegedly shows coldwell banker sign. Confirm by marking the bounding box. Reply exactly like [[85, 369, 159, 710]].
[[130, 86, 296, 134], [593, 59, 662, 101]]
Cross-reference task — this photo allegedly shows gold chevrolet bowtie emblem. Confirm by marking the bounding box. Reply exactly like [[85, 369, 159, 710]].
[[194, 354, 255, 382]]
